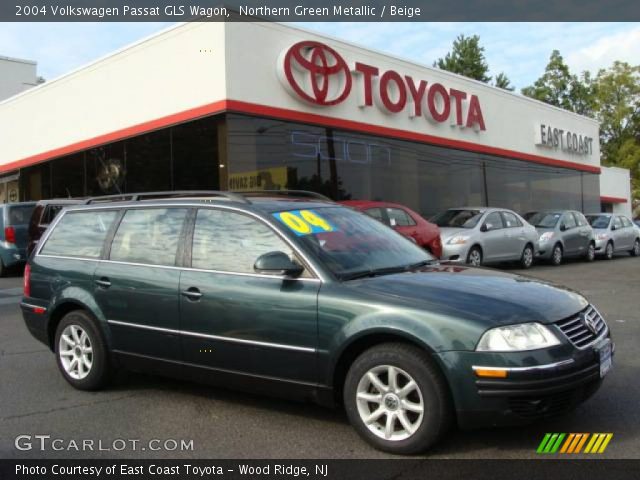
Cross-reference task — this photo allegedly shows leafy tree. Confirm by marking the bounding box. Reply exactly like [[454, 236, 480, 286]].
[[435, 34, 491, 83], [522, 50, 576, 110], [494, 72, 514, 91]]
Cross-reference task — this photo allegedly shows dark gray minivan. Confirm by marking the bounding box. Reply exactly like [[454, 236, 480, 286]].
[[0, 202, 36, 276]]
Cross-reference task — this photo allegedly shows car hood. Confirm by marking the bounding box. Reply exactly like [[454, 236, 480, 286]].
[[347, 265, 587, 327], [438, 227, 475, 240]]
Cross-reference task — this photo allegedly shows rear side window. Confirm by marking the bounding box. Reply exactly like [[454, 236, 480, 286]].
[[8, 205, 34, 225], [41, 210, 117, 258], [501, 211, 522, 228], [109, 208, 188, 266], [191, 209, 295, 274], [562, 213, 577, 229], [621, 217, 632, 228], [387, 208, 415, 227], [364, 208, 384, 223]]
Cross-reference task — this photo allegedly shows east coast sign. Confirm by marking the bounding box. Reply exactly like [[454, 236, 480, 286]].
[[277, 41, 487, 132]]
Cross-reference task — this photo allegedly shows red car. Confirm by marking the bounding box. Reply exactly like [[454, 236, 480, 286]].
[[340, 200, 442, 258]]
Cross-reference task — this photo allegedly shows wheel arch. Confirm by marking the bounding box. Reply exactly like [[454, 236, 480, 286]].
[[47, 299, 108, 352]]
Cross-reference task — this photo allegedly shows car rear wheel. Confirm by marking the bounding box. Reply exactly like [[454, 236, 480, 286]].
[[520, 244, 534, 269], [551, 244, 563, 266], [344, 343, 452, 454], [605, 241, 614, 260], [630, 239, 640, 257], [55, 310, 111, 390], [585, 243, 596, 262], [0, 259, 5, 277], [466, 246, 483, 267]]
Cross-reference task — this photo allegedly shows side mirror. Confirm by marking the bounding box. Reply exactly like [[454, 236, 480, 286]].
[[611, 224, 617, 231], [559, 224, 567, 231], [480, 223, 490, 232], [254, 251, 304, 277]]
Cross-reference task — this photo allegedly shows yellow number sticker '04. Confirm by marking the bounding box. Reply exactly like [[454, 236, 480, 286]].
[[278, 211, 312, 235], [273, 210, 336, 236]]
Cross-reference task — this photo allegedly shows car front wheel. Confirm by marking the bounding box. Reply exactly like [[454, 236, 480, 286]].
[[344, 343, 452, 454], [551, 244, 563, 266], [466, 246, 483, 267], [605, 242, 614, 260], [55, 310, 111, 390], [585, 243, 595, 262]]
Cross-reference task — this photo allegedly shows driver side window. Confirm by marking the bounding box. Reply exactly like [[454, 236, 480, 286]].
[[562, 213, 577, 230], [484, 212, 504, 231], [191, 209, 304, 276]]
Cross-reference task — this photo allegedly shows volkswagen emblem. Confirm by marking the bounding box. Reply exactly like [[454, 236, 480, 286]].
[[279, 41, 352, 106], [581, 312, 598, 335]]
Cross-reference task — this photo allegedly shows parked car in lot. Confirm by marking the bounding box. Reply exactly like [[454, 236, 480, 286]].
[[432, 207, 538, 268], [585, 213, 640, 259], [0, 202, 36, 276], [524, 210, 595, 265], [22, 191, 612, 454], [27, 199, 85, 258], [340, 200, 442, 258]]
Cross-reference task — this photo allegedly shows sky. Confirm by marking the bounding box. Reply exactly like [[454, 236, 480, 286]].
[[1, 22, 638, 91]]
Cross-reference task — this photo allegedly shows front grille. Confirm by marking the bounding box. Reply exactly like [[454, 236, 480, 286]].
[[555, 305, 607, 349]]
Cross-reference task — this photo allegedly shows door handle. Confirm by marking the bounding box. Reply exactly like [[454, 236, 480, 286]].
[[95, 277, 111, 289], [181, 287, 203, 301]]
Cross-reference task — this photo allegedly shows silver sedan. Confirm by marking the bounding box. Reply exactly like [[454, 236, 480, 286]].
[[586, 213, 640, 259], [432, 207, 539, 268]]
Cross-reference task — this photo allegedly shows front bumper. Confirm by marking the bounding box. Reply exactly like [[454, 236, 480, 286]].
[[535, 241, 554, 259], [436, 338, 612, 428], [594, 238, 608, 254], [440, 242, 470, 264]]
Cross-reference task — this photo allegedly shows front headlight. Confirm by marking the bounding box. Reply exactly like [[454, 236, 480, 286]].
[[476, 323, 561, 351], [539, 232, 554, 242], [447, 235, 470, 245]]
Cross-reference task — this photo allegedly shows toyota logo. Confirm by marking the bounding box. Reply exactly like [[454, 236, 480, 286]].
[[279, 41, 352, 106]]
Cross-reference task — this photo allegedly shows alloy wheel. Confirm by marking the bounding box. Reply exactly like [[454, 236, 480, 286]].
[[587, 244, 595, 261], [634, 240, 640, 256], [552, 246, 562, 265], [468, 249, 482, 267], [58, 324, 93, 380], [356, 365, 424, 441], [606, 243, 613, 259], [522, 246, 533, 268]]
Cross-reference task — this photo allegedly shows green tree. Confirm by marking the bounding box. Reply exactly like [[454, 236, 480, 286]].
[[522, 50, 575, 110], [493, 72, 514, 91], [435, 34, 491, 83]]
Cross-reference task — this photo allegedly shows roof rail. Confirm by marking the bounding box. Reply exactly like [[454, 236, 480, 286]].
[[84, 191, 250, 204], [235, 190, 334, 202]]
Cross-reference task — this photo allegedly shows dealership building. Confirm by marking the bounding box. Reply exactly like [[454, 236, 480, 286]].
[[0, 22, 633, 218]]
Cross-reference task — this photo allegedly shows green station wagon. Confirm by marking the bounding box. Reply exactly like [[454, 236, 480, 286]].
[[21, 191, 613, 454]]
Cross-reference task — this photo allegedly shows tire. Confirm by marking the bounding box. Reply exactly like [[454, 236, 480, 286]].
[[551, 243, 563, 266], [343, 343, 452, 455], [604, 241, 614, 260], [630, 239, 640, 257], [466, 246, 483, 267], [54, 310, 111, 391], [520, 244, 534, 269], [585, 242, 596, 262], [0, 258, 5, 277]]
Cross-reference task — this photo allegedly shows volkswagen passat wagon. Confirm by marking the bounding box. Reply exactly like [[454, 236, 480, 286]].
[[22, 191, 612, 454]]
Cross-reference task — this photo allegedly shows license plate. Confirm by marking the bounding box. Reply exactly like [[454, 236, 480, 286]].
[[598, 341, 612, 378]]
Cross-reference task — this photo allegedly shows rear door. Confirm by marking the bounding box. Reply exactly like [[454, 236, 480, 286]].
[[93, 207, 189, 363], [179, 207, 320, 383], [611, 216, 627, 251], [573, 212, 592, 253], [500, 211, 527, 260]]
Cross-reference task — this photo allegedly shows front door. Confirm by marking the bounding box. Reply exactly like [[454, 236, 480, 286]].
[[179, 208, 320, 384], [94, 207, 189, 362], [561, 213, 581, 255], [481, 211, 508, 261]]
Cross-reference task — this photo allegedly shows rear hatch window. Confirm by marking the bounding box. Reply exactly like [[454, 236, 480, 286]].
[[8, 205, 35, 225]]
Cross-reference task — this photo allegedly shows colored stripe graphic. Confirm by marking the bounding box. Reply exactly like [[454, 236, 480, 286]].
[[538, 433, 613, 454]]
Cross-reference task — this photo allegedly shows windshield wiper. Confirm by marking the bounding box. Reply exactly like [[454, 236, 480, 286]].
[[340, 260, 437, 281]]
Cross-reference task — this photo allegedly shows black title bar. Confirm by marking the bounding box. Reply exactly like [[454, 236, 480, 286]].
[[2, 0, 640, 22]]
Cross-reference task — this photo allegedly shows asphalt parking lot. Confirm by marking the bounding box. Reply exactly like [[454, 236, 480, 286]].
[[1, 256, 639, 459]]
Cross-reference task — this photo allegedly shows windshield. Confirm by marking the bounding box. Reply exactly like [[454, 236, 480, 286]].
[[586, 215, 611, 229], [272, 206, 434, 279], [431, 209, 483, 228], [525, 212, 561, 228], [8, 205, 35, 225]]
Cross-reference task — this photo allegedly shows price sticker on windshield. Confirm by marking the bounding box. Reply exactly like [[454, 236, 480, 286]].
[[273, 210, 336, 236]]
